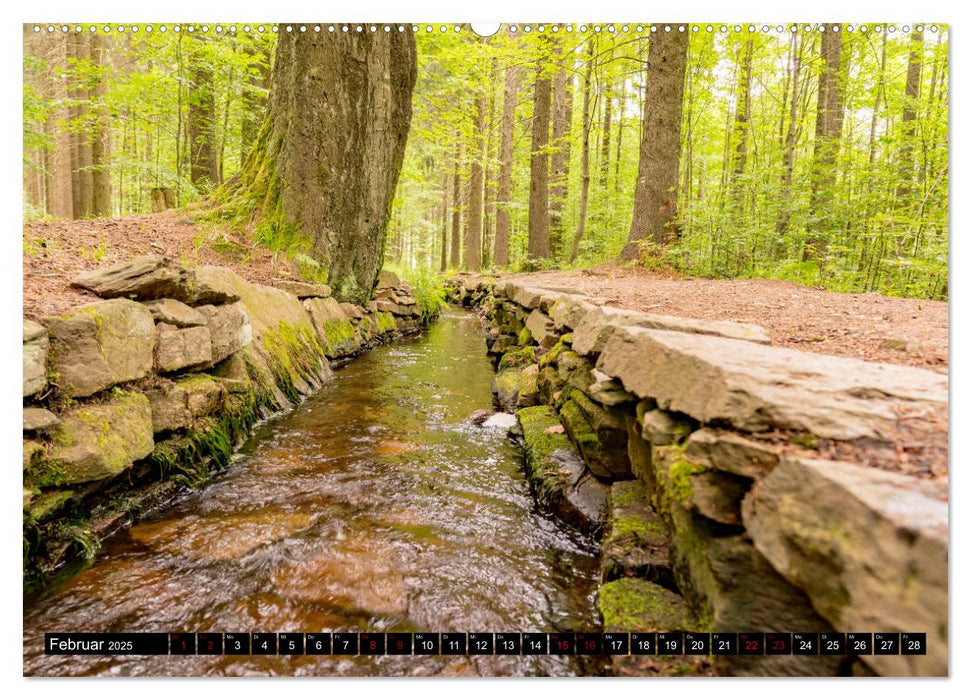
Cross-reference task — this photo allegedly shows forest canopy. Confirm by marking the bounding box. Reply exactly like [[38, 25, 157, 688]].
[[23, 23, 949, 300]]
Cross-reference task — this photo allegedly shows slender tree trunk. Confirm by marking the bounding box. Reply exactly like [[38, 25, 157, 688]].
[[569, 38, 595, 264], [868, 32, 888, 169], [240, 39, 272, 157], [449, 138, 462, 268], [777, 33, 804, 237], [527, 40, 553, 262], [439, 167, 449, 272], [731, 38, 754, 198], [550, 37, 572, 258], [222, 29, 417, 305], [44, 32, 74, 218], [464, 95, 486, 270], [494, 65, 519, 267], [599, 73, 613, 191], [897, 28, 924, 203], [622, 28, 689, 258], [482, 63, 498, 269], [68, 32, 93, 219], [805, 25, 845, 261]]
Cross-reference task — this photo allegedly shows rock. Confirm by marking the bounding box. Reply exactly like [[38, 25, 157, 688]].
[[641, 409, 693, 447], [376, 270, 402, 288], [272, 280, 332, 298], [573, 305, 770, 357], [517, 405, 608, 533], [743, 456, 947, 677], [23, 320, 49, 397], [498, 346, 536, 371], [339, 303, 366, 320], [516, 364, 541, 407], [507, 283, 548, 310], [46, 299, 155, 398], [197, 302, 252, 365], [23, 407, 60, 434], [25, 490, 75, 523], [178, 374, 225, 418], [304, 297, 359, 358], [596, 326, 948, 441], [40, 393, 154, 486], [375, 299, 401, 315], [588, 368, 637, 406], [72, 255, 238, 304], [143, 299, 206, 328], [548, 296, 597, 331], [374, 288, 396, 300], [558, 389, 631, 480], [465, 409, 494, 425], [482, 412, 518, 430], [23, 439, 45, 472], [597, 578, 690, 633], [525, 309, 559, 348], [602, 481, 674, 588], [145, 375, 224, 434], [686, 470, 749, 525], [683, 428, 780, 479], [492, 367, 523, 412], [154, 323, 213, 373]]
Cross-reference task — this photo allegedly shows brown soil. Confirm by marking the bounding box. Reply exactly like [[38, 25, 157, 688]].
[[23, 211, 305, 321], [505, 266, 948, 373]]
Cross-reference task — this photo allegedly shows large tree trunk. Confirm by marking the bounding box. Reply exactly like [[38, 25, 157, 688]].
[[805, 25, 844, 261], [527, 43, 552, 263], [188, 37, 219, 190], [449, 138, 462, 268], [463, 95, 486, 270], [569, 37, 595, 264], [494, 65, 519, 267], [224, 30, 416, 305], [89, 32, 112, 217], [622, 28, 689, 258]]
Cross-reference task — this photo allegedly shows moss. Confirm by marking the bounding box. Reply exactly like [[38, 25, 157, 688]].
[[25, 490, 74, 522], [791, 433, 819, 449], [610, 513, 667, 542], [499, 346, 537, 371], [375, 311, 397, 334], [560, 333, 573, 345], [668, 458, 706, 504], [559, 397, 601, 456], [261, 320, 326, 403], [321, 318, 357, 357], [516, 406, 574, 502], [538, 337, 568, 370], [597, 578, 691, 632], [612, 481, 647, 509], [517, 326, 534, 346]]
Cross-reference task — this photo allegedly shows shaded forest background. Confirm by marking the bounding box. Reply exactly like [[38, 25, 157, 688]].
[[22, 23, 949, 300]]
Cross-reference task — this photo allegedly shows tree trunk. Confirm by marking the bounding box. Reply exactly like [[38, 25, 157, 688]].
[[622, 28, 689, 258], [897, 28, 924, 203], [569, 38, 595, 264], [805, 25, 844, 261], [776, 33, 804, 237], [449, 138, 462, 269], [68, 32, 93, 219], [527, 43, 552, 262], [731, 38, 754, 199], [42, 32, 74, 218], [494, 65, 519, 267], [464, 95, 486, 270], [188, 37, 219, 190], [439, 168, 449, 272], [240, 39, 272, 158], [550, 38, 572, 257], [222, 30, 417, 305], [89, 32, 112, 217], [482, 60, 498, 268]]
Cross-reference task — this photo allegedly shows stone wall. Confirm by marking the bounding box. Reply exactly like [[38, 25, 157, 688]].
[[23, 257, 428, 591], [447, 273, 948, 677]]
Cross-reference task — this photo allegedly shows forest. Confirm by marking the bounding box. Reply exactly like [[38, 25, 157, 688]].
[[22, 23, 949, 300]]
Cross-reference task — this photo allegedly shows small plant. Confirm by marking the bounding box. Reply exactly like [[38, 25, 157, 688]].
[[401, 267, 447, 325]]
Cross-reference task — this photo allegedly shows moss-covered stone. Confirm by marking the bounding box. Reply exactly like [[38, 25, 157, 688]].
[[517, 364, 541, 408], [261, 320, 331, 403], [498, 346, 537, 371], [597, 578, 691, 632], [320, 318, 359, 358], [517, 326, 534, 347], [558, 390, 632, 479], [493, 367, 523, 412], [602, 480, 674, 587], [537, 365, 564, 405], [25, 490, 74, 522], [36, 393, 154, 487]]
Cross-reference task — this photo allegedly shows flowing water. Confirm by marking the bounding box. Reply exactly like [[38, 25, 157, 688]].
[[23, 308, 604, 676]]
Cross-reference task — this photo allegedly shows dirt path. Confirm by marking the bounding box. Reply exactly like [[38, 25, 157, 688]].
[[23, 215, 947, 372], [505, 266, 948, 372]]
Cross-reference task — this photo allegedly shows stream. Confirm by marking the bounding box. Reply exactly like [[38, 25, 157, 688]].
[[23, 308, 605, 677]]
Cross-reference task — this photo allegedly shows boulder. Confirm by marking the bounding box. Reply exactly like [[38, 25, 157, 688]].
[[72, 255, 238, 304], [525, 309, 560, 348], [596, 326, 948, 441], [23, 320, 48, 397], [272, 280, 332, 298], [154, 323, 213, 373], [23, 407, 60, 434], [375, 299, 402, 315], [46, 299, 155, 398], [197, 302, 252, 365], [23, 439, 45, 472], [588, 368, 637, 406], [143, 299, 206, 328], [493, 367, 523, 413], [41, 393, 154, 485], [743, 456, 948, 677], [573, 305, 770, 356]]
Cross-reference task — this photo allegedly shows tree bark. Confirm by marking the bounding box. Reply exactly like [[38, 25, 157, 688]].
[[450, 138, 462, 268], [89, 32, 112, 216], [188, 37, 219, 190], [805, 25, 845, 261], [550, 37, 572, 257], [68, 32, 93, 219], [776, 33, 804, 237], [464, 95, 486, 270], [897, 28, 924, 202], [222, 30, 417, 305], [731, 38, 754, 194], [494, 65, 519, 267], [622, 28, 689, 258], [569, 38, 595, 264], [527, 42, 552, 262]]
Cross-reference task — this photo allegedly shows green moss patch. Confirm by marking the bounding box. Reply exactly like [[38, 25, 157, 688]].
[[597, 578, 691, 632]]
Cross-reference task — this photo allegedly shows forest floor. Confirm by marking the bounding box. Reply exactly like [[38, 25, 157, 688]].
[[23, 212, 948, 372]]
